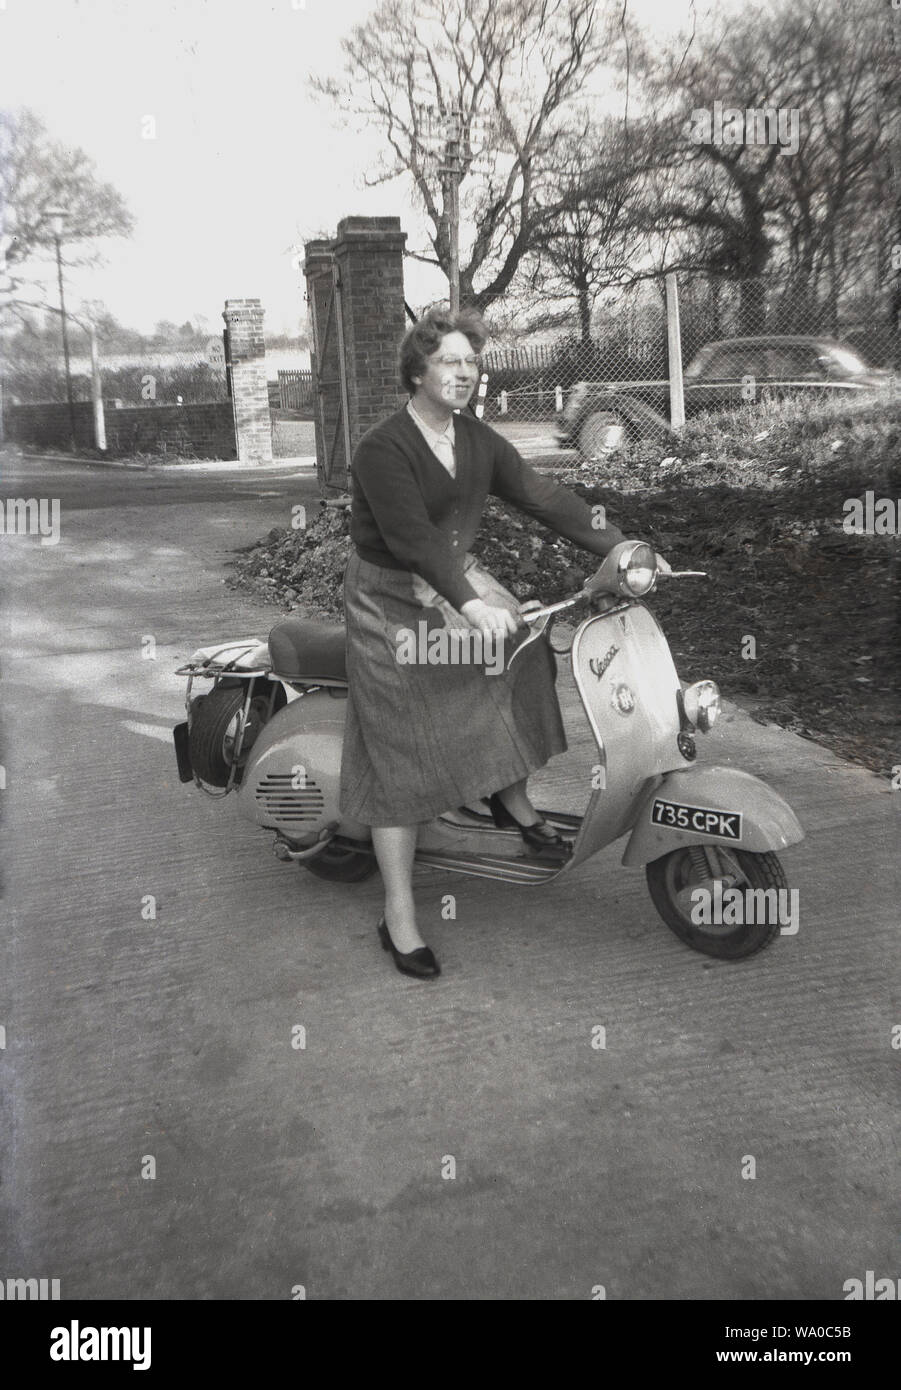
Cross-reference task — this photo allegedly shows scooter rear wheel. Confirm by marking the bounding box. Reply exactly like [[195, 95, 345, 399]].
[[304, 844, 379, 882], [646, 847, 787, 959]]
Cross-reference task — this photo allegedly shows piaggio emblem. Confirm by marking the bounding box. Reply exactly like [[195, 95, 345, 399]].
[[589, 644, 618, 681], [612, 683, 635, 714]]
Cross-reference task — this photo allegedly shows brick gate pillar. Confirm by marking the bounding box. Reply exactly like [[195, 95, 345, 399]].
[[304, 217, 407, 492], [333, 217, 408, 448], [222, 298, 273, 463]]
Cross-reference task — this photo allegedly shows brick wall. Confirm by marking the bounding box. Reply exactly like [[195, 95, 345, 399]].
[[4, 401, 236, 459]]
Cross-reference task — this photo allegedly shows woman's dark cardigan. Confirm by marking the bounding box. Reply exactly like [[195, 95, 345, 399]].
[[349, 406, 617, 611]]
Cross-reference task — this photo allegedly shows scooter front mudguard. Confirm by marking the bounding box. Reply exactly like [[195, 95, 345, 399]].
[[621, 765, 804, 867]]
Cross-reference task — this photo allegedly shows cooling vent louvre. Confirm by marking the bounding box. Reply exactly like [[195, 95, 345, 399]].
[[254, 773, 326, 823]]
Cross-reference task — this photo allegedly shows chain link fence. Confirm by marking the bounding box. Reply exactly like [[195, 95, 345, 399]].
[[474, 272, 899, 464]]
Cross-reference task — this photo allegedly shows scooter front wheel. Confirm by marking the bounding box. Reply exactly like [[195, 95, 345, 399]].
[[646, 847, 787, 960]]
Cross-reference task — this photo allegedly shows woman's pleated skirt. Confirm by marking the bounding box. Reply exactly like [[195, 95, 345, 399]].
[[338, 549, 567, 827]]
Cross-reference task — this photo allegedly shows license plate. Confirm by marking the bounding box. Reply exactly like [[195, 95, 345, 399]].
[[651, 798, 742, 840], [173, 722, 194, 783]]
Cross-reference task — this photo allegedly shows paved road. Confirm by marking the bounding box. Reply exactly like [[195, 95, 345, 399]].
[[1, 449, 897, 1300]]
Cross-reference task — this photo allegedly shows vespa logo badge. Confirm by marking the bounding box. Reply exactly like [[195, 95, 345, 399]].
[[589, 644, 618, 681], [612, 683, 635, 715]]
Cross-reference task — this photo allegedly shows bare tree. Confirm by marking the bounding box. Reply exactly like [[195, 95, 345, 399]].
[[0, 108, 133, 320], [520, 117, 655, 338], [631, 0, 894, 334], [767, 0, 892, 333], [312, 0, 625, 312], [632, 18, 807, 331]]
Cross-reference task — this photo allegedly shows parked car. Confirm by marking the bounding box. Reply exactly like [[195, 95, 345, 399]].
[[557, 334, 893, 458]]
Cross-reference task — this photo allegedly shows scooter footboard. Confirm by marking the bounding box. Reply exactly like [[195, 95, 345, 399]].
[[621, 765, 804, 867]]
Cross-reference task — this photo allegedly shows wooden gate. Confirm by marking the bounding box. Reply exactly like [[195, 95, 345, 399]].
[[308, 260, 352, 492], [277, 369, 314, 411]]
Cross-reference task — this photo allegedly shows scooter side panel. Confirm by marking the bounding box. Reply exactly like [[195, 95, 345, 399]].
[[621, 765, 805, 866], [236, 689, 369, 841], [567, 606, 693, 871]]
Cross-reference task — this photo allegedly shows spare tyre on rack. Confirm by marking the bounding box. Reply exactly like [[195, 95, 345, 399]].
[[188, 680, 286, 788]]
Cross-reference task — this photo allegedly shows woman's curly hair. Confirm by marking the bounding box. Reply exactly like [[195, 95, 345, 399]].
[[399, 305, 488, 394]]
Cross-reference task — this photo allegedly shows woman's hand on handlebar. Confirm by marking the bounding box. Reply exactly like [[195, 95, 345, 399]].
[[460, 598, 520, 637], [518, 599, 545, 622]]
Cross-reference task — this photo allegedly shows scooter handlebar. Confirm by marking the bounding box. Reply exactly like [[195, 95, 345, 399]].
[[519, 566, 708, 624], [519, 596, 583, 623]]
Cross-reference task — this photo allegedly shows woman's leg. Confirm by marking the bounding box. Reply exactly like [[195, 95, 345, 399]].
[[495, 776, 540, 826], [494, 777, 570, 856], [371, 824, 428, 954]]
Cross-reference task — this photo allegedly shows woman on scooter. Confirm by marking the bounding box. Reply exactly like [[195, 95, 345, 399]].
[[341, 305, 668, 979]]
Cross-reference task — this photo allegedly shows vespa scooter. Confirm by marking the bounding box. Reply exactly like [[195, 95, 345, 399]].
[[173, 540, 804, 959]]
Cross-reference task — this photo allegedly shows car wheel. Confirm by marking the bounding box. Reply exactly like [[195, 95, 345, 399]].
[[578, 410, 629, 460]]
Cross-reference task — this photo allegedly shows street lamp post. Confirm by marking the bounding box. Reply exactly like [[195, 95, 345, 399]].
[[44, 208, 76, 450]]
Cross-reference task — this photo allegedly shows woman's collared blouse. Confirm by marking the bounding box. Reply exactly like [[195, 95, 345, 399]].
[[405, 399, 457, 477], [349, 406, 620, 612]]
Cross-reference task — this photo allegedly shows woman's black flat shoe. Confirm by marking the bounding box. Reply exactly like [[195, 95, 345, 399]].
[[487, 793, 573, 860], [377, 917, 441, 979]]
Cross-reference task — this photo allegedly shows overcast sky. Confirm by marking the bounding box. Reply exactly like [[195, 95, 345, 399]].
[[1, 0, 743, 336]]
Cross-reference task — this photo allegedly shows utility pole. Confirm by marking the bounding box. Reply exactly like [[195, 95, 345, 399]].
[[45, 208, 76, 449], [447, 169, 460, 313], [440, 110, 462, 313], [418, 104, 494, 312]]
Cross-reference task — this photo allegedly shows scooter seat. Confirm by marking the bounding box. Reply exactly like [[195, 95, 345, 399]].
[[268, 617, 347, 682]]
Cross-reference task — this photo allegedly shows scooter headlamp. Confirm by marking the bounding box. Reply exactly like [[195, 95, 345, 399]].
[[617, 542, 658, 597], [683, 679, 721, 732]]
